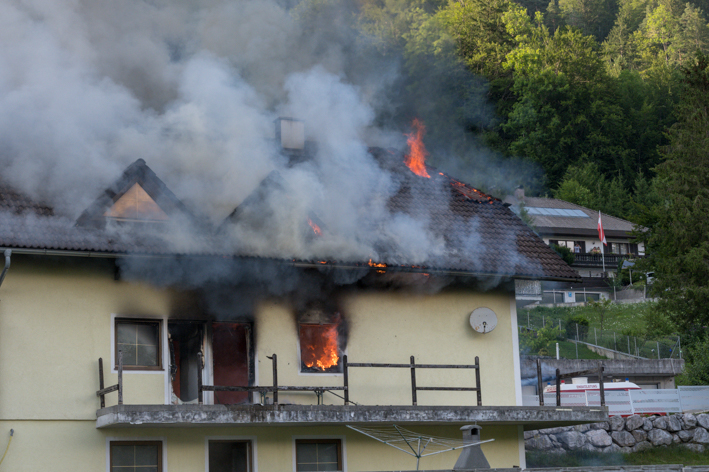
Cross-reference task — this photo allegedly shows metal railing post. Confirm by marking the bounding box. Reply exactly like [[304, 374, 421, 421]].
[[410, 356, 417, 406], [537, 359, 544, 406], [117, 350, 123, 406], [98, 358, 106, 409], [272, 354, 278, 406], [198, 351, 203, 405], [599, 363, 605, 407], [475, 356, 482, 406], [555, 368, 561, 406], [343, 355, 349, 405]]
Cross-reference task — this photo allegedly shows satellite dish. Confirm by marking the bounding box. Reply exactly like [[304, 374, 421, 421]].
[[469, 307, 497, 334]]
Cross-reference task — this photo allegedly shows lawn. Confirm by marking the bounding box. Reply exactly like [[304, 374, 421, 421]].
[[526, 444, 709, 468], [519, 301, 656, 334]]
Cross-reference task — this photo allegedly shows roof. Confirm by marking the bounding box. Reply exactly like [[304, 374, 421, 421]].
[[0, 155, 579, 281], [520, 197, 639, 239]]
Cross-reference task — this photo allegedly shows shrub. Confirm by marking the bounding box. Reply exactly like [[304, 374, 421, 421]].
[[566, 314, 590, 339]]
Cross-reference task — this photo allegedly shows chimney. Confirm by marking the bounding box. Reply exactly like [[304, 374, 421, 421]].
[[275, 117, 305, 151], [453, 424, 491, 470], [514, 185, 525, 201]]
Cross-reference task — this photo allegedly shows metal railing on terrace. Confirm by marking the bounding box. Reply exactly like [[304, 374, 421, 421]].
[[520, 314, 681, 359]]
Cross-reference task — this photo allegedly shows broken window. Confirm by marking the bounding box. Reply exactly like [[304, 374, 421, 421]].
[[208, 440, 252, 472], [110, 441, 162, 472], [295, 439, 342, 471], [115, 319, 161, 370], [299, 323, 341, 373], [169, 321, 253, 405]]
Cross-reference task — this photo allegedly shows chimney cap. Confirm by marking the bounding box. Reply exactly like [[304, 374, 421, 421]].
[[460, 424, 483, 432]]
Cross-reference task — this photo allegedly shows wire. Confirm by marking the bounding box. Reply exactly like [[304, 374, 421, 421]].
[[0, 429, 13, 467], [325, 390, 359, 405]]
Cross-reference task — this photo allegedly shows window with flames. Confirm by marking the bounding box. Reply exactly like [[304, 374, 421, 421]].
[[299, 323, 342, 373]]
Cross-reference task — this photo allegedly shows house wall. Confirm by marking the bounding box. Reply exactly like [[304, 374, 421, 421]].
[[0, 255, 525, 470], [0, 421, 523, 471]]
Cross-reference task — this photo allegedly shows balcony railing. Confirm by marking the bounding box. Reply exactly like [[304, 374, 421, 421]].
[[198, 354, 482, 407], [572, 253, 640, 267]]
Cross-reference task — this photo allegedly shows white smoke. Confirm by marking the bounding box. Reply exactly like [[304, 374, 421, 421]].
[[0, 0, 542, 283]]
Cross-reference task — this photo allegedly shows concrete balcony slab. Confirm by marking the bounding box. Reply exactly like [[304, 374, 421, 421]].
[[96, 404, 608, 429]]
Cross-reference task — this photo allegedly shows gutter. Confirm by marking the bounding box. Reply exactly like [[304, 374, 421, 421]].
[[0, 247, 580, 283], [0, 250, 10, 289]]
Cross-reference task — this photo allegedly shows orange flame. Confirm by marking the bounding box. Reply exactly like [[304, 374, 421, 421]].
[[368, 258, 386, 268], [404, 118, 430, 178], [300, 324, 340, 370], [308, 218, 322, 236]]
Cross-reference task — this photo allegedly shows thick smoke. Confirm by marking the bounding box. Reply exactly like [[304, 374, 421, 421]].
[[0, 0, 543, 294]]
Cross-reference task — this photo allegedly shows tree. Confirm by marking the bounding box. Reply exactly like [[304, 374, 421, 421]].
[[644, 52, 709, 334]]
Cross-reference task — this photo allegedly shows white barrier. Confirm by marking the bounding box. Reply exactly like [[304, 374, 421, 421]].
[[521, 387, 709, 415]]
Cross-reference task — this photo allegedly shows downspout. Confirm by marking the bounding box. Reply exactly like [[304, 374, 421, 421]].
[[0, 250, 11, 289]]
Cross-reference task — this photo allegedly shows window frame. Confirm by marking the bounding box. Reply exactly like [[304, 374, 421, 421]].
[[297, 323, 344, 375], [294, 438, 343, 472], [206, 437, 256, 472], [114, 318, 163, 371], [109, 440, 163, 472]]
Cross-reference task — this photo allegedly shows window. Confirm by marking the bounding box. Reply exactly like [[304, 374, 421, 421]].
[[549, 240, 585, 253], [299, 324, 341, 373], [208, 440, 252, 472], [115, 319, 161, 370], [110, 441, 162, 472], [295, 439, 342, 471]]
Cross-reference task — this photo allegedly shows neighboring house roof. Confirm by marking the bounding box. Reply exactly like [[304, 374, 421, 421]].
[[0, 155, 579, 281], [520, 197, 639, 239]]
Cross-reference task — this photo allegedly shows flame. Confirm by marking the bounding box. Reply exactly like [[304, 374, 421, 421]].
[[368, 258, 386, 268], [404, 118, 430, 178], [300, 324, 340, 370], [308, 218, 322, 236]]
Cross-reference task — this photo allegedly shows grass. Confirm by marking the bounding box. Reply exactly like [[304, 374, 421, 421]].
[[555, 340, 607, 359], [526, 444, 709, 468], [521, 301, 657, 334]]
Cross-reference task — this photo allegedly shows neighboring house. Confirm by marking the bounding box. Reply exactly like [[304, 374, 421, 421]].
[[505, 188, 644, 305], [0, 131, 605, 471]]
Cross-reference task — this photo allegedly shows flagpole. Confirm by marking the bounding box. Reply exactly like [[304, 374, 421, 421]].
[[602, 238, 605, 274]]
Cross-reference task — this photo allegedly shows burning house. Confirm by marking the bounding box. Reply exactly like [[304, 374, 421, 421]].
[[0, 118, 607, 472]]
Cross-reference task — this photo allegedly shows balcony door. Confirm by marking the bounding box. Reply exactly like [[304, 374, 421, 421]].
[[169, 321, 253, 405]]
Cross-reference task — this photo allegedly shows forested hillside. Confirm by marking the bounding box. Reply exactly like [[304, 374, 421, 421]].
[[341, 0, 709, 222]]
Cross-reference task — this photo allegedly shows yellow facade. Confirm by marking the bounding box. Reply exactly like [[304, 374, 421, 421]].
[[0, 255, 525, 470]]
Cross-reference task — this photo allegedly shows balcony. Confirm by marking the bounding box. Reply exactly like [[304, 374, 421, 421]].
[[572, 253, 640, 268], [94, 353, 608, 430]]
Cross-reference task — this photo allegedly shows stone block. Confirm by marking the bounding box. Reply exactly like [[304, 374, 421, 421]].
[[648, 428, 673, 446], [694, 427, 709, 445], [610, 415, 625, 431], [603, 443, 621, 453], [682, 413, 697, 429], [643, 418, 653, 431], [678, 430, 694, 442], [672, 433, 681, 443], [586, 429, 613, 447], [540, 426, 570, 435], [667, 415, 683, 432], [683, 443, 706, 453], [626, 415, 644, 431], [632, 430, 647, 443], [697, 413, 709, 430], [612, 431, 636, 447], [591, 421, 610, 431], [556, 431, 586, 449], [574, 423, 591, 433], [653, 416, 668, 430], [619, 446, 633, 454], [524, 431, 535, 440], [632, 440, 653, 453]]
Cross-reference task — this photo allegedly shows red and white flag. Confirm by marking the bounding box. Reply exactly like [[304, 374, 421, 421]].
[[597, 211, 607, 246]]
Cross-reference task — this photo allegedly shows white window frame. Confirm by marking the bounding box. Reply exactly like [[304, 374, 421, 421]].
[[106, 436, 167, 472], [205, 436, 258, 472], [292, 435, 347, 472]]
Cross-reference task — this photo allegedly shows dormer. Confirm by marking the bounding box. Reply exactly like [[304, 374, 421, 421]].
[[76, 159, 197, 229]]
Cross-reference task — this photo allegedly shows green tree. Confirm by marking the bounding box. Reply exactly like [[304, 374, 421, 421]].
[[644, 52, 709, 333]]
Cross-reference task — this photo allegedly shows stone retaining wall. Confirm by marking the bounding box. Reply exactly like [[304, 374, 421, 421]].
[[525, 413, 709, 454]]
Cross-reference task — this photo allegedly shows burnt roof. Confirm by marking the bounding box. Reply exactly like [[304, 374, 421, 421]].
[[0, 156, 579, 281]]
